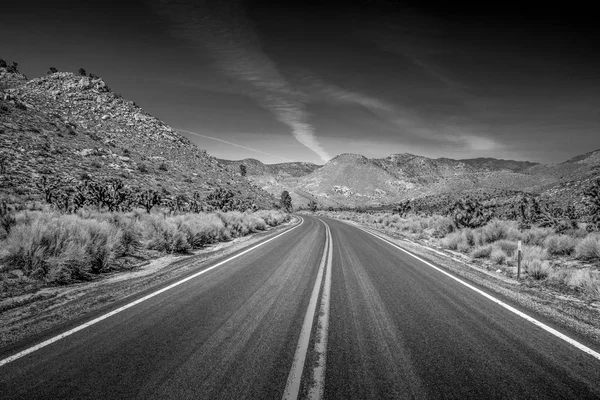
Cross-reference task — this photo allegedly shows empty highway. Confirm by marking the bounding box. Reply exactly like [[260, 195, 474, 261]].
[[1, 215, 600, 399]]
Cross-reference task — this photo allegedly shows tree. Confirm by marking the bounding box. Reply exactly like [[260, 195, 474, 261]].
[[137, 189, 162, 213], [308, 199, 318, 212], [0, 59, 7, 68], [280, 190, 293, 212], [393, 199, 411, 217], [584, 178, 600, 231], [78, 67, 87, 76], [240, 164, 247, 177], [48, 67, 58, 74], [450, 197, 493, 229]]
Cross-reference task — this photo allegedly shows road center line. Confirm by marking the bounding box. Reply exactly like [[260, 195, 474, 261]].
[[308, 221, 333, 400], [0, 217, 305, 368], [350, 222, 600, 362], [283, 219, 333, 400]]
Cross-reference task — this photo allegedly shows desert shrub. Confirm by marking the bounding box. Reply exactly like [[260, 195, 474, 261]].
[[471, 245, 493, 259], [520, 227, 553, 246], [544, 234, 577, 256], [1, 213, 122, 280], [175, 213, 226, 247], [476, 220, 519, 245], [143, 215, 190, 253], [254, 209, 289, 227], [526, 259, 551, 280], [522, 245, 548, 262], [431, 216, 455, 238], [495, 240, 518, 257], [575, 233, 600, 260], [158, 163, 168, 171], [490, 248, 508, 264], [441, 231, 462, 250], [217, 211, 268, 237]]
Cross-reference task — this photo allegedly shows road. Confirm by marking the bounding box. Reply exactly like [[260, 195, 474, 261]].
[[1, 215, 600, 399]]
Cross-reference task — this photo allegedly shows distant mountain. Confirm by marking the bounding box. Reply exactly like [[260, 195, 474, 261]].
[[218, 150, 599, 210], [217, 158, 320, 178], [0, 64, 276, 208], [455, 157, 538, 172]]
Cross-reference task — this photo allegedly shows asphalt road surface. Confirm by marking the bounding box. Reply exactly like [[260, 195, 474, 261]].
[[1, 215, 600, 399]]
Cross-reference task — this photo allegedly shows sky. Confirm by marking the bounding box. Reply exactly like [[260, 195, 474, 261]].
[[2, 0, 599, 164]]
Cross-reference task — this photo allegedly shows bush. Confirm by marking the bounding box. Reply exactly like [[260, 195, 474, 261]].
[[527, 260, 551, 280], [544, 234, 577, 256], [143, 215, 191, 253], [520, 227, 553, 246], [575, 234, 600, 260], [431, 216, 455, 238], [1, 213, 122, 281], [476, 220, 519, 245], [490, 248, 508, 264], [471, 245, 493, 259], [495, 240, 517, 257]]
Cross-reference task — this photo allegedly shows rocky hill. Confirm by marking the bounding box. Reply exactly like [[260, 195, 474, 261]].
[[0, 62, 276, 209]]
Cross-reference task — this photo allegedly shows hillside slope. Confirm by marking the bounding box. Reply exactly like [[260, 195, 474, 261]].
[[0, 65, 276, 208]]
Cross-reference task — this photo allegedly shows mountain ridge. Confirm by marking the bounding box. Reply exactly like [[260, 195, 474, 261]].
[[0, 64, 276, 208]]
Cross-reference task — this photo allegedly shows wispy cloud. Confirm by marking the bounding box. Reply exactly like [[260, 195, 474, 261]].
[[151, 0, 331, 162], [300, 75, 502, 153], [175, 128, 292, 162]]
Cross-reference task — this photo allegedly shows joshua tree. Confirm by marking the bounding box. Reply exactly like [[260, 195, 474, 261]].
[[450, 197, 493, 229], [36, 176, 61, 203], [584, 178, 600, 231], [240, 164, 247, 177], [137, 189, 162, 213], [394, 199, 412, 217], [280, 190, 293, 213]]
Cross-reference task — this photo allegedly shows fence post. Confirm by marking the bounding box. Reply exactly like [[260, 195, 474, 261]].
[[517, 240, 522, 280]]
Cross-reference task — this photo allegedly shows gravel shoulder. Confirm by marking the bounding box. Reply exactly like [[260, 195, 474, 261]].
[[0, 218, 299, 351]]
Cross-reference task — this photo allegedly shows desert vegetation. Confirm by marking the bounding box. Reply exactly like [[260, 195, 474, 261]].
[[0, 175, 291, 296], [313, 179, 600, 299], [0, 207, 289, 293]]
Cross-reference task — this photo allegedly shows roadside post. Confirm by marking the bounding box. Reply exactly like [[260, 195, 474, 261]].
[[517, 240, 522, 279]]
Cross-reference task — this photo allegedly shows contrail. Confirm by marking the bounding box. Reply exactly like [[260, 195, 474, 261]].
[[151, 0, 331, 162], [175, 128, 292, 162]]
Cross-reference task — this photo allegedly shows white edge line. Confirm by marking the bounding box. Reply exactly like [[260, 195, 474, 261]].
[[283, 219, 330, 400], [308, 221, 333, 400], [0, 216, 305, 368], [349, 222, 600, 362]]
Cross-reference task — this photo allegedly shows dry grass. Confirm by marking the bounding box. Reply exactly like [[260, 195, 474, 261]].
[[544, 234, 578, 256], [471, 245, 493, 259], [526, 260, 552, 280], [490, 248, 508, 265], [575, 234, 600, 261], [0, 209, 290, 283]]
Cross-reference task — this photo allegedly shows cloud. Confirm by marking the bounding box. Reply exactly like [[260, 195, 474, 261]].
[[301, 75, 502, 153], [151, 0, 331, 162], [175, 128, 292, 162]]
